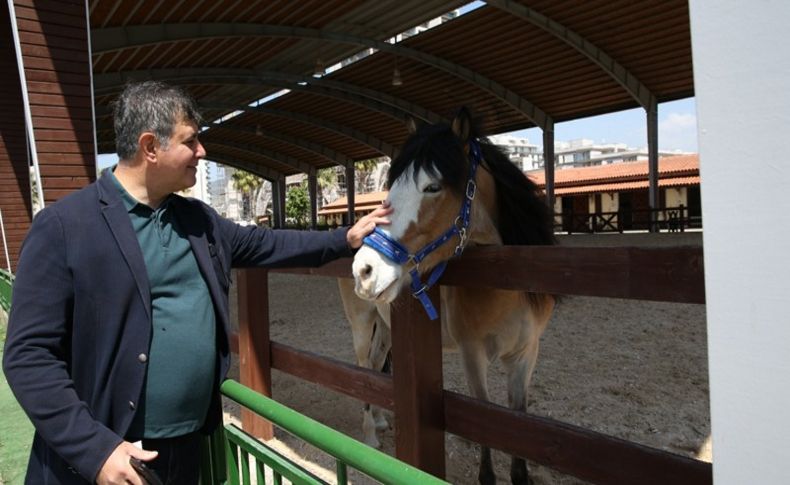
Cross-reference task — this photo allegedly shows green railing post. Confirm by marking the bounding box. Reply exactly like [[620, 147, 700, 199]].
[[336, 460, 348, 485]]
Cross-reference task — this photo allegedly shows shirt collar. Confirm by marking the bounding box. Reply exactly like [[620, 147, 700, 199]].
[[107, 167, 172, 213]]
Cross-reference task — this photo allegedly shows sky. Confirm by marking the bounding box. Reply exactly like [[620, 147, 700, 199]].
[[97, 97, 698, 170], [511, 97, 698, 153]]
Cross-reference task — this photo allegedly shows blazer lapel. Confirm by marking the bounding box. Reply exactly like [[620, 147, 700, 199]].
[[97, 175, 152, 318]]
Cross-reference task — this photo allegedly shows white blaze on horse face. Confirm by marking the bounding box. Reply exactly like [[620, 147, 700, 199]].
[[352, 166, 433, 302]]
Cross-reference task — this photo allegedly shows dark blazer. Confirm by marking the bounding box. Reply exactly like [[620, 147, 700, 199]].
[[2, 174, 352, 484]]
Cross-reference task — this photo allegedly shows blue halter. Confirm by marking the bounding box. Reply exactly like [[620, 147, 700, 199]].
[[362, 140, 481, 320]]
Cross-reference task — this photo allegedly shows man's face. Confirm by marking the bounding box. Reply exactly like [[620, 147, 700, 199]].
[[154, 119, 206, 193]]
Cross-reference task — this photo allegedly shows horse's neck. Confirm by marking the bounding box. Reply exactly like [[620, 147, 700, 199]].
[[468, 166, 502, 246]]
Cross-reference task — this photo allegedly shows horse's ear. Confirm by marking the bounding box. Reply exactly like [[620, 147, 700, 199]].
[[451, 107, 472, 143], [406, 117, 418, 135]]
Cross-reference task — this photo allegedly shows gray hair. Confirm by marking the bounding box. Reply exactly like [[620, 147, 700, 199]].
[[113, 81, 202, 160]]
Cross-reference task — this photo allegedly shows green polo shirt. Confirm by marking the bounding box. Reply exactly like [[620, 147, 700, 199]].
[[109, 170, 217, 439]]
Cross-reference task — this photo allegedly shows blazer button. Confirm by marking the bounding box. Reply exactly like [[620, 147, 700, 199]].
[[138, 353, 148, 363], [129, 401, 136, 410]]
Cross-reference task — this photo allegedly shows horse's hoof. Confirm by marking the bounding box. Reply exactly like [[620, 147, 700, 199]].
[[374, 417, 389, 431], [363, 436, 382, 449]]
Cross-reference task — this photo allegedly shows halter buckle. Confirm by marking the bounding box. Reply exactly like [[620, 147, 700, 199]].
[[466, 179, 477, 200], [412, 284, 428, 298], [407, 255, 420, 273], [454, 227, 468, 256]]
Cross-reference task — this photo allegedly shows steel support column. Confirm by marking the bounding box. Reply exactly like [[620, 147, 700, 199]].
[[271, 178, 281, 228], [542, 122, 555, 210], [345, 165, 356, 225], [308, 171, 318, 230], [277, 176, 287, 228], [647, 101, 659, 232]]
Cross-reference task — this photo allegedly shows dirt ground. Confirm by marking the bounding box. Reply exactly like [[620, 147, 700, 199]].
[[223, 233, 710, 484]]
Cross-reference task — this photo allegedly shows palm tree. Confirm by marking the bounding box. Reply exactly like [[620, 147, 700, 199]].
[[317, 167, 338, 206], [230, 169, 264, 221], [355, 158, 380, 193]]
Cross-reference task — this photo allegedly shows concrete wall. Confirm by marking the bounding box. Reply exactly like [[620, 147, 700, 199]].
[[690, 1, 790, 483]]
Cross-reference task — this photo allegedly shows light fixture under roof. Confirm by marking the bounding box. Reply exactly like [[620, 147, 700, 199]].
[[313, 58, 325, 77], [392, 66, 403, 86]]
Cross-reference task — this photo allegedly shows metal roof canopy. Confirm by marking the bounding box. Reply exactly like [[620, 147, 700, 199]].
[[90, 0, 693, 183]]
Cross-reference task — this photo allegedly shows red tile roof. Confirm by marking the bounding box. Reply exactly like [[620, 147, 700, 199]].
[[554, 176, 700, 196], [318, 191, 387, 215], [527, 154, 699, 187]]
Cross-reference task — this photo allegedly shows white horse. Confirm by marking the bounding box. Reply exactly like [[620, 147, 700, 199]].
[[341, 109, 557, 484]]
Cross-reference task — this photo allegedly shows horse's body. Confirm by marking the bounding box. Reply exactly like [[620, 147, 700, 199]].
[[344, 109, 556, 485]]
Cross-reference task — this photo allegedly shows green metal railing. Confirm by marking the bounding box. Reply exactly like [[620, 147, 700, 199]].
[[0, 269, 13, 313], [211, 379, 450, 485]]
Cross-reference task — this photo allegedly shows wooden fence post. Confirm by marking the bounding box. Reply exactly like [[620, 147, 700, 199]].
[[237, 268, 274, 440], [391, 286, 445, 477]]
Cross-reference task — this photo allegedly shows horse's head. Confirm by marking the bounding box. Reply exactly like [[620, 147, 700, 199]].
[[353, 108, 489, 303]]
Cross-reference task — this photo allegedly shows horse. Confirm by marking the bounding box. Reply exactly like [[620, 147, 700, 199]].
[[341, 107, 557, 485]]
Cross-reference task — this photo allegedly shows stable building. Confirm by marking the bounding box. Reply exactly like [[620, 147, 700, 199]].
[[528, 154, 701, 233]]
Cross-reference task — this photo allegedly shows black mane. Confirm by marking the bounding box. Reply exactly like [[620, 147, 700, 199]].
[[388, 118, 555, 246]]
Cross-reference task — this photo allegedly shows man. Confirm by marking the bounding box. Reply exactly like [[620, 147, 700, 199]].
[[2, 81, 391, 485]]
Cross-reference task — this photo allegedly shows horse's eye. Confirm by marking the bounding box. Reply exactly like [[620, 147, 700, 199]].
[[423, 183, 442, 194]]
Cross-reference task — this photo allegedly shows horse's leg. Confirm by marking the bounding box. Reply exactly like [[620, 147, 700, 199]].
[[368, 317, 392, 432], [502, 298, 550, 485], [502, 342, 539, 485], [460, 342, 497, 485], [338, 278, 382, 447]]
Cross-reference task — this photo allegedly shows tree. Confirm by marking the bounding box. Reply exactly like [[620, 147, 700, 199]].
[[230, 169, 264, 221], [354, 158, 380, 193], [286, 182, 310, 227], [317, 167, 338, 206]]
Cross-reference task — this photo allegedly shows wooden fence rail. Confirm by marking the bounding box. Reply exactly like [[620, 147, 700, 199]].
[[234, 245, 710, 484]]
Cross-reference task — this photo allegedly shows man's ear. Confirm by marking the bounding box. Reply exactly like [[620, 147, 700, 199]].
[[139, 132, 158, 163]]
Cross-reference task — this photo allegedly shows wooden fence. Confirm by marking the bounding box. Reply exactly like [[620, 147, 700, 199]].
[[557, 206, 702, 234], [232, 245, 710, 484]]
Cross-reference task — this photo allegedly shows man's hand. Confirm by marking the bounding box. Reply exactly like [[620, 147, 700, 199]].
[[96, 441, 158, 485], [346, 202, 393, 249]]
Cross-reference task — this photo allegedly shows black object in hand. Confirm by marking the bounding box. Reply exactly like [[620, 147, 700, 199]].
[[129, 457, 164, 485]]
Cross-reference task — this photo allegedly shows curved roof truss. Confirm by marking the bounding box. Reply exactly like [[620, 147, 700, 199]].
[[94, 68, 443, 123], [206, 105, 398, 158], [92, 23, 551, 127], [486, 0, 655, 109], [205, 140, 315, 175], [93, 104, 398, 160], [208, 154, 284, 182], [207, 122, 354, 167]]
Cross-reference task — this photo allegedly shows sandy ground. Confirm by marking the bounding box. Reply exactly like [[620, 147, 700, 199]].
[[222, 233, 710, 484]]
